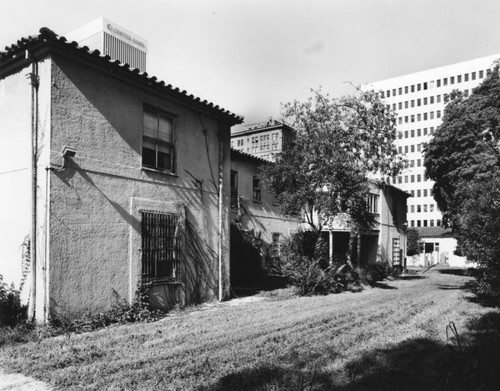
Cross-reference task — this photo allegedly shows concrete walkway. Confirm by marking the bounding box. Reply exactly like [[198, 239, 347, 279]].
[[0, 370, 53, 391]]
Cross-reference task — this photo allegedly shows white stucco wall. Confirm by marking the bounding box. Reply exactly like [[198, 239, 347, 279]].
[[43, 54, 233, 318], [0, 59, 51, 298]]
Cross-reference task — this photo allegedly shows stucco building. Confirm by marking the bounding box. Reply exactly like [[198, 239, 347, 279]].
[[0, 27, 242, 321], [230, 147, 409, 268], [320, 182, 409, 267], [230, 149, 300, 269]]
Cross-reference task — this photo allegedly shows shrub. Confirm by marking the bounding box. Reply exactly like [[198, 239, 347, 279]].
[[230, 222, 265, 285], [281, 254, 333, 296], [0, 275, 27, 328], [280, 230, 342, 295], [362, 262, 392, 283], [50, 284, 164, 334], [406, 228, 421, 257]]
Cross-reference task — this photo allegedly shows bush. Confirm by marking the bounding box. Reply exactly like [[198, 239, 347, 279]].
[[362, 262, 393, 283], [230, 222, 265, 285], [50, 284, 164, 334], [0, 275, 27, 328], [407, 228, 422, 257], [280, 230, 343, 295]]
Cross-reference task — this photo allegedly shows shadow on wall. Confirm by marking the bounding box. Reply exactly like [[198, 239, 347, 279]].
[[182, 217, 219, 305], [196, 311, 500, 391], [148, 217, 220, 310]]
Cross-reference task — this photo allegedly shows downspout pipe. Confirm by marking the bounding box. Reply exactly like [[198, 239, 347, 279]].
[[27, 55, 40, 321]]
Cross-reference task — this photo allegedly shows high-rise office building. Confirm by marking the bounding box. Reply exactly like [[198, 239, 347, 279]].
[[66, 17, 148, 72], [365, 54, 499, 230]]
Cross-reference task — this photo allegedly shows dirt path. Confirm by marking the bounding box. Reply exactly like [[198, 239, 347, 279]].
[[0, 370, 53, 391]]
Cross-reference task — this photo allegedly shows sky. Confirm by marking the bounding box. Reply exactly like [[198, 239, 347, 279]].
[[3, 0, 500, 126], [2, 0, 500, 285]]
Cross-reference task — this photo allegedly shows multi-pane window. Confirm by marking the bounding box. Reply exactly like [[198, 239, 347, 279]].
[[231, 170, 238, 195], [272, 233, 281, 259], [141, 211, 180, 283], [367, 193, 379, 214], [392, 238, 401, 264], [142, 108, 175, 172], [252, 176, 261, 201]]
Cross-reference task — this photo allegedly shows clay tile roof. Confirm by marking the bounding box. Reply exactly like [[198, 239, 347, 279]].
[[0, 28, 243, 125], [230, 148, 270, 164], [417, 226, 454, 238]]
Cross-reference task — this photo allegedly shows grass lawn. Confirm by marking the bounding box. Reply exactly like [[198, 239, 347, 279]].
[[1, 267, 499, 390]]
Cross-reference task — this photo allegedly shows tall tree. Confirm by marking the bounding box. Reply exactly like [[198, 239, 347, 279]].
[[425, 66, 500, 298], [261, 88, 403, 260]]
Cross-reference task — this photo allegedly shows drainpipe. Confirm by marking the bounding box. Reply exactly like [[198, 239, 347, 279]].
[[28, 57, 39, 321], [218, 123, 224, 302]]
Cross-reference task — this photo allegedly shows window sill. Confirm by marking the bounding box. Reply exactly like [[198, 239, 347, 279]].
[[252, 199, 262, 203], [143, 279, 182, 286], [142, 166, 178, 177]]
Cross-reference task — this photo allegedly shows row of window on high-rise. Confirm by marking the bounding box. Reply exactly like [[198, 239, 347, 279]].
[[379, 68, 490, 99], [397, 110, 443, 125], [397, 174, 430, 184], [387, 90, 471, 113], [404, 158, 423, 168], [399, 127, 436, 139], [410, 219, 442, 228], [398, 143, 425, 155], [408, 188, 432, 198], [409, 204, 436, 213]]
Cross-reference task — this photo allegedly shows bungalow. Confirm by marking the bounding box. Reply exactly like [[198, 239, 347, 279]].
[[0, 27, 242, 322]]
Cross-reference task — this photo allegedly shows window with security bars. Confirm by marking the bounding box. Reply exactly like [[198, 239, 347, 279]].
[[392, 238, 401, 265], [271, 233, 281, 259], [141, 211, 180, 283]]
